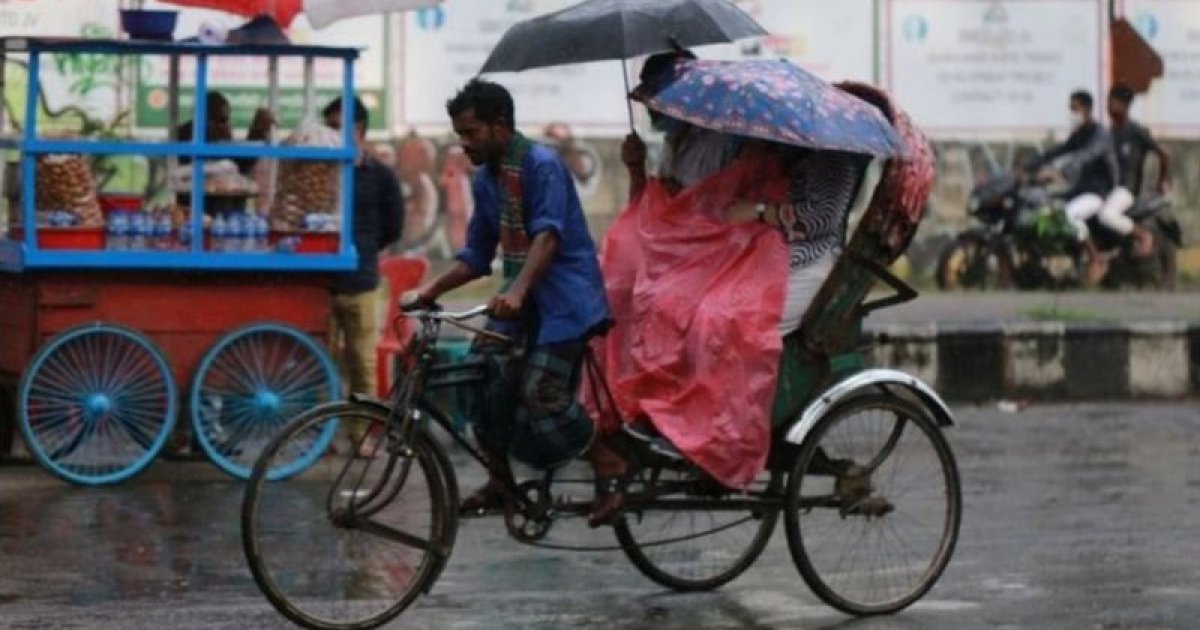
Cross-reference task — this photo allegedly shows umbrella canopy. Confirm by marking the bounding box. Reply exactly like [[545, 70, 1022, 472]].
[[632, 59, 906, 158], [479, 0, 765, 73], [161, 0, 304, 27], [161, 0, 442, 29]]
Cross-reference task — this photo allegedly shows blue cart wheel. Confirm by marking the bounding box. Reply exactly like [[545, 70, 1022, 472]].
[[190, 323, 339, 480], [18, 323, 177, 486]]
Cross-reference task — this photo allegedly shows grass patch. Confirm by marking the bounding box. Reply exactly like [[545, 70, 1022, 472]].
[[1023, 304, 1113, 322]]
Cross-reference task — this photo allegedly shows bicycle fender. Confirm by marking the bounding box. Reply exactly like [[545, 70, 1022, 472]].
[[783, 369, 956, 446]]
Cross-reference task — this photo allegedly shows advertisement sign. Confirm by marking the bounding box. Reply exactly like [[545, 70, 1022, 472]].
[[0, 0, 122, 132], [696, 0, 877, 83], [886, 0, 1105, 137], [398, 0, 630, 134], [1122, 0, 1200, 136], [135, 1, 387, 130]]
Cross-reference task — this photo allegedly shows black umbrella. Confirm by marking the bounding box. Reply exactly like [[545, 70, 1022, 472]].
[[479, 0, 767, 127]]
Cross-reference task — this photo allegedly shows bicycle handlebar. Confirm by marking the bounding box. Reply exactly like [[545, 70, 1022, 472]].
[[399, 303, 511, 344], [403, 304, 490, 322]]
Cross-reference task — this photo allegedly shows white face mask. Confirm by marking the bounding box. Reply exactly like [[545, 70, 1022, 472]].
[[1069, 111, 1087, 129]]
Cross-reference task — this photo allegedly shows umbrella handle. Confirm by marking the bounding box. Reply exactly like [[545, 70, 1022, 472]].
[[622, 61, 635, 131]]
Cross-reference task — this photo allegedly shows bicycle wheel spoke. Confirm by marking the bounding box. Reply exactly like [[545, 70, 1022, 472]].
[[786, 395, 960, 615], [354, 519, 443, 557], [194, 326, 337, 480], [20, 327, 174, 485], [243, 404, 447, 629]]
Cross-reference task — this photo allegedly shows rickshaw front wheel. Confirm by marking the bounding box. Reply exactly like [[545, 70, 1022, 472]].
[[783, 394, 961, 616]]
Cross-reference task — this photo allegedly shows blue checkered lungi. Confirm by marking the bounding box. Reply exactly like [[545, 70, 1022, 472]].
[[467, 326, 595, 469]]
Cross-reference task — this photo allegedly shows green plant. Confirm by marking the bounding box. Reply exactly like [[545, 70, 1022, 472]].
[[1023, 304, 1110, 322]]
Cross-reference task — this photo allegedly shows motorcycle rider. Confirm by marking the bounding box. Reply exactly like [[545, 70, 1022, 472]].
[[1026, 90, 1120, 281], [1098, 84, 1171, 257]]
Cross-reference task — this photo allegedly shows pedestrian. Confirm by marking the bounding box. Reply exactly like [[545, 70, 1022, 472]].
[[322, 96, 404, 458], [404, 79, 618, 525]]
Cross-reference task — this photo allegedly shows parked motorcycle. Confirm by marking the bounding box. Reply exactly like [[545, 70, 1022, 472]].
[[937, 173, 1180, 290]]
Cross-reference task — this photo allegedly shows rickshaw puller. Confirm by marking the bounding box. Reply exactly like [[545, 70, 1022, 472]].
[[404, 80, 624, 525]]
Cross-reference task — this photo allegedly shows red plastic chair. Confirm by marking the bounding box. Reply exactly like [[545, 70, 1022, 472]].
[[376, 255, 430, 397]]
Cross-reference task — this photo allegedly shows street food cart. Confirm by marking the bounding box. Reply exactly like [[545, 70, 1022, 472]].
[[0, 37, 362, 485]]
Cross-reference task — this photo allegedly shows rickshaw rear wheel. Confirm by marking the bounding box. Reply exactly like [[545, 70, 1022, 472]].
[[784, 394, 961, 616], [614, 467, 781, 592]]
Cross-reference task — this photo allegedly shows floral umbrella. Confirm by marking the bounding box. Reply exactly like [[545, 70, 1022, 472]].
[[632, 59, 905, 158]]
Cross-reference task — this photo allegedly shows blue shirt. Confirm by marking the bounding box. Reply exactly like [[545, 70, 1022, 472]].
[[456, 141, 610, 345]]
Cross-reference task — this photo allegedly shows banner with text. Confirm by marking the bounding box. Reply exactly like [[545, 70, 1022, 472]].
[[1123, 0, 1200, 136], [695, 0, 877, 83], [399, 0, 630, 134], [0, 0, 122, 132], [886, 0, 1105, 137]]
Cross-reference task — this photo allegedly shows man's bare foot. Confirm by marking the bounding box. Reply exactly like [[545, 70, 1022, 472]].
[[588, 438, 631, 527]]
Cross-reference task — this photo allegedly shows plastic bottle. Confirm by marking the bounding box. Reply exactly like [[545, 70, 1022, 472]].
[[179, 220, 192, 250], [210, 215, 228, 253], [153, 213, 173, 251], [251, 215, 269, 253], [106, 213, 129, 252], [229, 213, 249, 253], [129, 212, 149, 252]]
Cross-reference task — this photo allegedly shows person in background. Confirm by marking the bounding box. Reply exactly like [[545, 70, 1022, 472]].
[[622, 50, 736, 199], [322, 96, 404, 458], [176, 91, 274, 176], [544, 122, 601, 197], [397, 135, 446, 256], [1026, 90, 1120, 281], [439, 145, 475, 251], [1098, 83, 1171, 257], [175, 92, 275, 216]]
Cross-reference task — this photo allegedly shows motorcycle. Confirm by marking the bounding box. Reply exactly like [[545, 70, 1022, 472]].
[[937, 173, 1181, 290]]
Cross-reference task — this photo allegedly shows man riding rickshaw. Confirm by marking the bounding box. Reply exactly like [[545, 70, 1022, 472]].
[[242, 3, 960, 627]]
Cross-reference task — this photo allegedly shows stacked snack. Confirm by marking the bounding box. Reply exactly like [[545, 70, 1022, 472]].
[[271, 120, 341, 230], [35, 154, 103, 227]]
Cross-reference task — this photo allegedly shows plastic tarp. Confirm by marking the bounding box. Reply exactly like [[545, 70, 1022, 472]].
[[586, 151, 791, 489]]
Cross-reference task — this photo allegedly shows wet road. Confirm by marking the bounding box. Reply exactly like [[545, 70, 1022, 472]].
[[1, 403, 1199, 630]]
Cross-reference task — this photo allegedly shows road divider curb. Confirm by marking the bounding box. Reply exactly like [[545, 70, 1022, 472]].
[[864, 321, 1200, 401]]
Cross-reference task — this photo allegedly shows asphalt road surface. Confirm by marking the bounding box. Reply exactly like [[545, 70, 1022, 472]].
[[1, 403, 1198, 630]]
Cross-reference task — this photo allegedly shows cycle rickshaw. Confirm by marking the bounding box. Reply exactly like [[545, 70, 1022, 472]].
[[240, 84, 961, 630]]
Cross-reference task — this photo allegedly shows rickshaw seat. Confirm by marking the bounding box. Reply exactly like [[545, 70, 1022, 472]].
[[772, 83, 936, 425]]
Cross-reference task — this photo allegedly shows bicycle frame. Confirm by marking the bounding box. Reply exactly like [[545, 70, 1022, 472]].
[[359, 306, 907, 540]]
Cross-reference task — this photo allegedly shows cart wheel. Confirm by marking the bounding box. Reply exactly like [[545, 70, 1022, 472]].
[[615, 467, 780, 592], [191, 323, 339, 481], [17, 323, 177, 485], [784, 394, 961, 616]]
